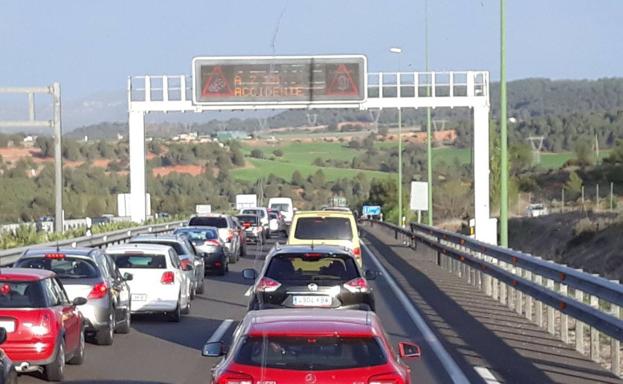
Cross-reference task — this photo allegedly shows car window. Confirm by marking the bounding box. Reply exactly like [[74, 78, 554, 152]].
[[270, 203, 290, 212], [265, 254, 359, 281], [174, 228, 219, 245], [169, 250, 180, 268], [16, 256, 100, 279], [294, 217, 353, 241], [104, 254, 122, 279], [94, 253, 111, 279], [237, 215, 259, 225], [0, 280, 46, 308], [189, 217, 228, 228], [242, 209, 264, 218], [235, 336, 387, 370], [52, 278, 70, 304], [134, 240, 186, 256], [109, 254, 167, 269]]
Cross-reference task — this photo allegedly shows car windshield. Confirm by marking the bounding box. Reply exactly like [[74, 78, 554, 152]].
[[189, 217, 228, 228], [0, 281, 46, 308], [174, 229, 218, 244], [235, 335, 386, 370], [270, 203, 290, 212], [109, 254, 167, 269], [242, 209, 264, 218], [133, 240, 186, 255], [15, 256, 100, 279], [238, 215, 259, 225], [294, 217, 353, 241], [265, 254, 359, 282]]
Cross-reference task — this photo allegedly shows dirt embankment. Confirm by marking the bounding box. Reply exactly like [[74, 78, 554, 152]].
[[509, 211, 623, 281]]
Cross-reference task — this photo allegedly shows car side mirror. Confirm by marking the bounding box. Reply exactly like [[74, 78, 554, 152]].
[[123, 272, 133, 281], [0, 327, 7, 344], [202, 341, 226, 357], [242, 268, 257, 280], [365, 270, 379, 280], [72, 297, 88, 306], [398, 342, 421, 359]]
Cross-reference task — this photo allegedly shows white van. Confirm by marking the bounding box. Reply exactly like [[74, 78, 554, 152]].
[[268, 197, 294, 225]]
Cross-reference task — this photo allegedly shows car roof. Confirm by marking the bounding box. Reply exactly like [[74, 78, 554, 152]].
[[130, 234, 183, 243], [175, 226, 218, 231], [294, 210, 354, 218], [270, 244, 353, 257], [0, 267, 55, 281], [22, 247, 97, 258], [105, 243, 174, 254], [244, 309, 378, 337]]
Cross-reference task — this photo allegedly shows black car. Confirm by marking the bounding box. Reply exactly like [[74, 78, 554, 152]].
[[174, 226, 229, 275], [242, 245, 377, 311], [0, 328, 17, 384]]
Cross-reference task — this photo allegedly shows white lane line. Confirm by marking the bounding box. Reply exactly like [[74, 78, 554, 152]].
[[474, 366, 501, 384], [244, 286, 253, 297], [207, 319, 234, 343], [362, 242, 471, 384]]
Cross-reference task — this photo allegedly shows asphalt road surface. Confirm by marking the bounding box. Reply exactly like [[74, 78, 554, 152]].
[[19, 235, 468, 384]]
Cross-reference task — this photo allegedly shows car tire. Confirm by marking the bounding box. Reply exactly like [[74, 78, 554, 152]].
[[45, 341, 65, 382], [116, 309, 131, 334], [240, 244, 247, 257], [167, 301, 182, 322], [218, 263, 227, 276], [196, 279, 205, 294], [68, 330, 85, 365], [182, 296, 191, 315], [95, 312, 115, 346]]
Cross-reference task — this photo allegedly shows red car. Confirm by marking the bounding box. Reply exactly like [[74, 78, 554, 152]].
[[0, 268, 87, 381], [203, 309, 421, 384]]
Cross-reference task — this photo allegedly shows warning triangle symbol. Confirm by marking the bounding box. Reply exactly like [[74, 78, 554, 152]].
[[201, 66, 233, 97], [326, 64, 359, 96]]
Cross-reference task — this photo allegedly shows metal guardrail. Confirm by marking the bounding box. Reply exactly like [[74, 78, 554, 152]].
[[365, 219, 623, 376], [0, 221, 186, 267]]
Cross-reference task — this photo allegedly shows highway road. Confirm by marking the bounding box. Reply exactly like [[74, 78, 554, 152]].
[[18, 234, 480, 384]]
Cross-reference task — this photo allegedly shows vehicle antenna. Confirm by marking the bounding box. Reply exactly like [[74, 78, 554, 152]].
[[56, 239, 60, 253]]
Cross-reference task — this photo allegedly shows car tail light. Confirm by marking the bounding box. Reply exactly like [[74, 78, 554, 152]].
[[344, 277, 369, 293], [255, 277, 281, 293], [204, 239, 221, 246], [161, 271, 175, 285], [353, 247, 362, 257], [88, 282, 109, 300], [369, 374, 401, 384], [217, 371, 253, 384], [45, 253, 65, 259]]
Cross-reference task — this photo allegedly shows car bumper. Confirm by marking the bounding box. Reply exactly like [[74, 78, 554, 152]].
[[131, 299, 179, 313], [3, 340, 56, 366], [203, 252, 226, 270]]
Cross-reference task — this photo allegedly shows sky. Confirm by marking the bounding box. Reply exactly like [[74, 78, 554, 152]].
[[1, 0, 622, 101]]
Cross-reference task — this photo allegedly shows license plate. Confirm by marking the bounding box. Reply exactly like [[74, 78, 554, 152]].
[[0, 320, 15, 333], [292, 296, 331, 307], [132, 294, 147, 302]]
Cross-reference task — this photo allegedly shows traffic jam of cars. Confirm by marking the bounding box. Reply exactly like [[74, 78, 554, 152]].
[[0, 197, 421, 383]]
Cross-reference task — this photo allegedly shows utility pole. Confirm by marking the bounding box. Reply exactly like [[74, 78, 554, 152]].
[[390, 47, 403, 226], [53, 82, 63, 233], [425, 0, 433, 226], [499, 0, 509, 246]]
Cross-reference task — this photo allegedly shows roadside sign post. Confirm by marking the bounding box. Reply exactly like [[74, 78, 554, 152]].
[[410, 182, 428, 226]]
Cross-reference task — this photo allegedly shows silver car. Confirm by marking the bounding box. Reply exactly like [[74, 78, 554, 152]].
[[15, 247, 132, 345], [189, 214, 241, 263]]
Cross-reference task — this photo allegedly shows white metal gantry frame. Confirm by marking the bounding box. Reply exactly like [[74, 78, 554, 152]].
[[128, 71, 496, 244]]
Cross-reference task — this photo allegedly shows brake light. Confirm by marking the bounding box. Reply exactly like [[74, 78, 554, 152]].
[[88, 282, 109, 300], [161, 271, 175, 284], [344, 277, 369, 293], [204, 239, 221, 246], [255, 277, 281, 293], [217, 371, 253, 384], [369, 374, 401, 384], [353, 247, 362, 257], [45, 253, 65, 259]]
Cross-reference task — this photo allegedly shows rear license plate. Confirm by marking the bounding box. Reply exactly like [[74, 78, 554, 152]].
[[292, 296, 331, 307], [0, 320, 15, 333], [132, 294, 147, 302]]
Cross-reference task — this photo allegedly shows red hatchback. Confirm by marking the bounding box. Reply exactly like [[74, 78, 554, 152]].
[[203, 309, 421, 384], [0, 268, 87, 381]]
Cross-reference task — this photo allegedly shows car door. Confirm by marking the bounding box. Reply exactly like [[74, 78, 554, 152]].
[[51, 278, 81, 352], [168, 250, 188, 304], [228, 217, 240, 254], [104, 254, 130, 322], [184, 239, 204, 281]]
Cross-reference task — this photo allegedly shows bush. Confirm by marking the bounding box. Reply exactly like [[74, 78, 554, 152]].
[[273, 149, 284, 157], [250, 149, 264, 159]]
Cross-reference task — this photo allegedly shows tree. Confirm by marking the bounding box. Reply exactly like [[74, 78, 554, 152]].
[[574, 138, 594, 167], [231, 147, 245, 166], [36, 137, 55, 157], [565, 171, 583, 201], [291, 170, 304, 186], [273, 149, 284, 157], [250, 149, 264, 159]]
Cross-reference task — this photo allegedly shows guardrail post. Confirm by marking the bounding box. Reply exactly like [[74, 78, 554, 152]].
[[575, 290, 585, 354], [560, 284, 569, 344], [590, 295, 600, 362], [547, 279, 555, 335], [612, 304, 621, 376], [535, 275, 543, 327], [516, 267, 524, 316], [525, 271, 533, 321], [500, 268, 508, 306]]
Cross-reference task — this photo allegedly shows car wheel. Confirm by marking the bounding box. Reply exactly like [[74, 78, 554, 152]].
[[190, 282, 196, 300], [45, 341, 65, 382], [167, 300, 182, 322], [68, 330, 85, 365], [116, 308, 131, 334], [196, 278, 205, 294], [182, 297, 191, 315], [95, 311, 115, 345]]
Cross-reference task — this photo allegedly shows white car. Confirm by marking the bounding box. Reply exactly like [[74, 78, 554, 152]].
[[526, 203, 548, 217], [239, 207, 270, 236], [105, 243, 192, 322]]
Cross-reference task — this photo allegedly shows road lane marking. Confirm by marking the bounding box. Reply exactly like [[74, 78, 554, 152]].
[[362, 242, 471, 384], [474, 367, 501, 384], [207, 319, 234, 343]]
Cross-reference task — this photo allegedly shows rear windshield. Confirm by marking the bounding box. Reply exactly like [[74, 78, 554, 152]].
[[189, 217, 228, 228], [235, 336, 386, 370], [109, 254, 167, 269], [174, 228, 218, 244], [15, 256, 100, 279], [270, 203, 290, 212], [242, 209, 264, 218], [0, 281, 46, 308], [237, 215, 259, 225], [269, 213, 278, 219], [266, 254, 359, 282], [294, 217, 353, 241]]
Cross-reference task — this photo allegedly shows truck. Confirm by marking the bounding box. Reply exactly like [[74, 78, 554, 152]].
[[235, 194, 258, 210]]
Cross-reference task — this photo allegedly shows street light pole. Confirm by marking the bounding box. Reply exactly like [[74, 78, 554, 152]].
[[390, 47, 403, 226], [425, 0, 433, 226], [500, 0, 509, 246]]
